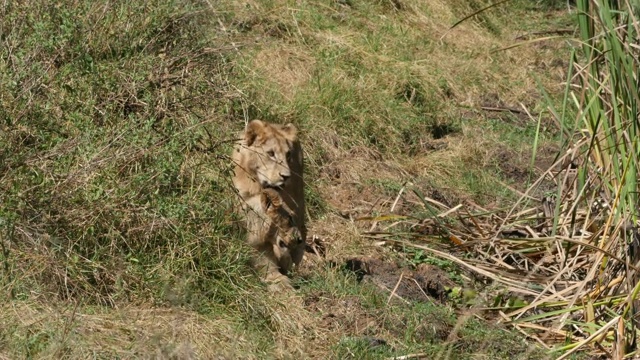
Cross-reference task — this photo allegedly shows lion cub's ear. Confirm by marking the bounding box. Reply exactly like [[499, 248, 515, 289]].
[[280, 123, 298, 140], [245, 120, 266, 146], [261, 188, 283, 212]]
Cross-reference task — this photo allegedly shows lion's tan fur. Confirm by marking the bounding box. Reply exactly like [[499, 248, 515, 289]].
[[232, 120, 306, 287], [245, 188, 303, 288]]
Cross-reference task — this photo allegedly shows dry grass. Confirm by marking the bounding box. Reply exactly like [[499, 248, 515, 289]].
[[1, 302, 248, 359], [362, 144, 634, 355], [355, 1, 640, 353]]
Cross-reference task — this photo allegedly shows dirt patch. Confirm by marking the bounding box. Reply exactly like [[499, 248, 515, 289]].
[[303, 286, 453, 350], [492, 142, 562, 194], [318, 162, 414, 220], [479, 92, 531, 126], [297, 254, 462, 354], [304, 293, 378, 336], [344, 257, 457, 303], [493, 147, 531, 187], [534, 142, 562, 173]]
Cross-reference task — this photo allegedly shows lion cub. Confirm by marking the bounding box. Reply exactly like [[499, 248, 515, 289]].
[[232, 120, 306, 286], [246, 188, 303, 289]]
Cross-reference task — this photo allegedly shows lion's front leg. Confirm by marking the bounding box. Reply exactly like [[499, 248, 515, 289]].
[[250, 245, 293, 291]]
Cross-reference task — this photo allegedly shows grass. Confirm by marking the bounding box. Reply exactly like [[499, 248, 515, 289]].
[[363, 1, 640, 357], [0, 0, 586, 358], [300, 266, 547, 360]]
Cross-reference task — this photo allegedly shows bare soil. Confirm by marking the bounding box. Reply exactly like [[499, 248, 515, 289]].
[[302, 255, 459, 350], [343, 257, 457, 303]]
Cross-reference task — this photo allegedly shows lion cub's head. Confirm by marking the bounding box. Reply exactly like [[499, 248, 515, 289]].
[[240, 119, 298, 189], [261, 188, 304, 273]]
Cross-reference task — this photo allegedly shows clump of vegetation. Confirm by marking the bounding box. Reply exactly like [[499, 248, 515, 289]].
[[0, 0, 247, 304], [0, 0, 604, 358], [0, 1, 280, 356], [368, 0, 640, 358]]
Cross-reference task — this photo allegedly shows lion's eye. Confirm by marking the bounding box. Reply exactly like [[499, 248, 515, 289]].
[[278, 239, 287, 248], [267, 150, 275, 158]]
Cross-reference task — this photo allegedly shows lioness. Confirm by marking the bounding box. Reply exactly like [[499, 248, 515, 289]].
[[232, 120, 306, 282], [247, 188, 303, 288]]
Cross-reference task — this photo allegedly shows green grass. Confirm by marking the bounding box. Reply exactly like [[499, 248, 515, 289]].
[[1, 0, 243, 291], [0, 0, 578, 358]]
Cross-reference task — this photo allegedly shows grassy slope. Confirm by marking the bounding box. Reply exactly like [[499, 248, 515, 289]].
[[0, 0, 576, 358]]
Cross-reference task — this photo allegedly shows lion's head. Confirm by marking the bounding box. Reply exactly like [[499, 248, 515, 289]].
[[261, 188, 304, 273], [241, 120, 298, 189]]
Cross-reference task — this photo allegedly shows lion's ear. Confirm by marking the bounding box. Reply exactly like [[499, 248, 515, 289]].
[[281, 123, 298, 140], [245, 120, 265, 146], [261, 188, 283, 212]]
